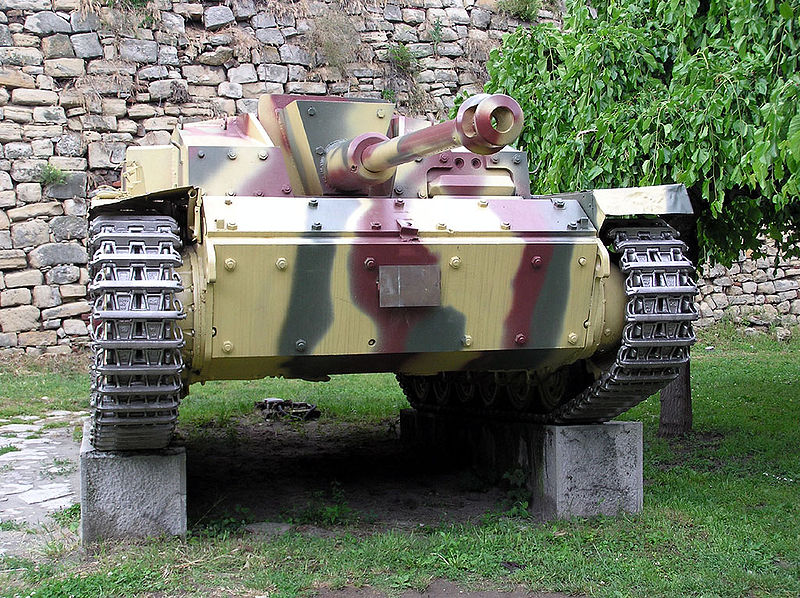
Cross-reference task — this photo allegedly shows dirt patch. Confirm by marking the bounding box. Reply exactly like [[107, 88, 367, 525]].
[[314, 579, 573, 598], [184, 416, 507, 530]]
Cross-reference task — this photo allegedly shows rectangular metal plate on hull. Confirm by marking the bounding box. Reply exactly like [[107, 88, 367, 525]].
[[378, 265, 441, 307]]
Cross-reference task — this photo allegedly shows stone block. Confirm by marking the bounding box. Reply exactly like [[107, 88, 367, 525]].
[[400, 410, 643, 519], [0, 332, 17, 347], [160, 12, 186, 34], [11, 220, 49, 248], [0, 287, 31, 307], [0, 122, 22, 142], [203, 5, 235, 30], [0, 305, 40, 332], [80, 422, 187, 543], [18, 330, 57, 346], [0, 192, 13, 209], [119, 38, 158, 63], [28, 243, 87, 268], [5, 269, 43, 287], [10, 159, 47, 183], [0, 231, 9, 250], [88, 141, 126, 169], [198, 46, 233, 65], [45, 264, 80, 284], [0, 250, 27, 270], [63, 318, 87, 335], [42, 33, 75, 58], [71, 32, 103, 58], [11, 88, 58, 105], [33, 105, 67, 123], [32, 285, 61, 308], [0, 212, 8, 231], [0, 47, 43, 67], [24, 12, 72, 34], [44, 58, 86, 77], [278, 44, 312, 66], [182, 65, 226, 85], [228, 63, 257, 84], [70, 11, 100, 33], [59, 283, 86, 298], [41, 300, 90, 319], [45, 172, 86, 199]]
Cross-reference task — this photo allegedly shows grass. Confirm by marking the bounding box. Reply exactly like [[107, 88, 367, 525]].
[[0, 444, 20, 456], [0, 324, 799, 597]]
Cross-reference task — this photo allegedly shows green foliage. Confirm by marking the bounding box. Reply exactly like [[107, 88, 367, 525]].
[[386, 43, 419, 76], [51, 504, 80, 533], [0, 444, 20, 456], [496, 0, 542, 22], [429, 17, 444, 55], [486, 0, 800, 264], [38, 164, 67, 187]]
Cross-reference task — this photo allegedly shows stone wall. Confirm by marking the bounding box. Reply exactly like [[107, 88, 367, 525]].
[[0, 0, 796, 356], [0, 0, 541, 355], [696, 243, 800, 333]]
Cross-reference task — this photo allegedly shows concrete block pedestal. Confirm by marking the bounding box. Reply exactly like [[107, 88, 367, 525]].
[[400, 409, 643, 519], [80, 422, 187, 544]]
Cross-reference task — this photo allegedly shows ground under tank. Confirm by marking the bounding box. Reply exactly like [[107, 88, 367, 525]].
[[88, 93, 698, 451]]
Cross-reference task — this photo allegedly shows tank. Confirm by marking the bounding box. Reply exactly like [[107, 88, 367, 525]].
[[88, 93, 698, 450]]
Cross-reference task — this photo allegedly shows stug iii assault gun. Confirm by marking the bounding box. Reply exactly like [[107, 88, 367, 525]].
[[89, 93, 697, 450]]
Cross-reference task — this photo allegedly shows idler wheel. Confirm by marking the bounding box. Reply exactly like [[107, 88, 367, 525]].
[[477, 373, 506, 408], [431, 373, 453, 406], [507, 371, 535, 411]]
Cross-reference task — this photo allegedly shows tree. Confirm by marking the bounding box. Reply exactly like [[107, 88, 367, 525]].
[[485, 0, 800, 265], [484, 0, 800, 435]]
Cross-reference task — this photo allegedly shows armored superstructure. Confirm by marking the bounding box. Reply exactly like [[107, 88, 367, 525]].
[[89, 94, 697, 450]]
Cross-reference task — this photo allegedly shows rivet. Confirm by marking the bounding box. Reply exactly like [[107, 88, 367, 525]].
[[490, 155, 499, 164], [225, 191, 237, 196], [449, 256, 461, 269], [256, 191, 263, 196], [377, 108, 385, 118], [584, 320, 591, 329], [350, 164, 358, 172], [308, 198, 319, 208], [197, 150, 205, 159], [394, 198, 405, 207], [604, 328, 612, 336], [227, 150, 237, 160], [371, 222, 381, 230], [501, 221, 511, 230], [414, 157, 423, 162], [531, 256, 543, 269], [437, 222, 447, 230], [461, 335, 473, 347], [394, 185, 404, 194], [275, 257, 288, 270], [224, 258, 236, 271], [224, 198, 232, 205], [553, 198, 565, 208], [258, 150, 269, 160], [514, 333, 527, 346], [568, 333, 578, 345], [439, 153, 448, 163], [222, 341, 233, 353], [312, 222, 322, 231], [282, 185, 292, 194], [307, 107, 316, 116], [567, 221, 578, 230], [226, 221, 237, 230], [513, 154, 522, 164], [295, 339, 307, 352], [578, 256, 587, 266], [364, 257, 376, 270], [315, 146, 325, 155], [478, 199, 489, 207], [417, 191, 426, 198]]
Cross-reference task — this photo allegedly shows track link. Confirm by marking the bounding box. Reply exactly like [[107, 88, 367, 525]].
[[399, 219, 698, 423], [88, 215, 186, 450]]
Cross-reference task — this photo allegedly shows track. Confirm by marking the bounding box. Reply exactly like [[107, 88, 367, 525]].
[[398, 219, 698, 423], [88, 215, 186, 451]]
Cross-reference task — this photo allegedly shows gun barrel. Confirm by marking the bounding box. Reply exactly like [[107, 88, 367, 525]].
[[324, 93, 524, 191]]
